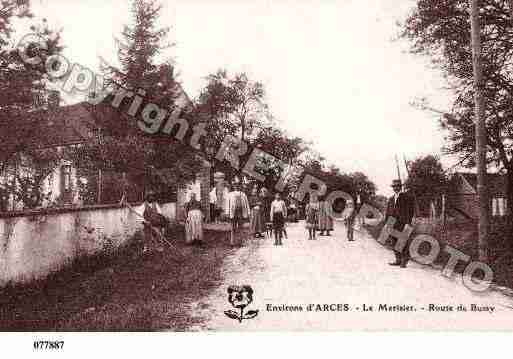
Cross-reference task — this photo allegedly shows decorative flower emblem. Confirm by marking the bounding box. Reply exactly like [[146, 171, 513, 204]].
[[224, 285, 259, 323]]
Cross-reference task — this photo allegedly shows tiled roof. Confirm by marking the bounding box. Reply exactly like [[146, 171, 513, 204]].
[[0, 102, 123, 156], [0, 102, 103, 151], [34, 103, 96, 147], [458, 172, 506, 196], [1, 82, 192, 153]]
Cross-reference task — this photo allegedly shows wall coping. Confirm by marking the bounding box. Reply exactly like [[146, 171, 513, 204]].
[[0, 201, 175, 219]]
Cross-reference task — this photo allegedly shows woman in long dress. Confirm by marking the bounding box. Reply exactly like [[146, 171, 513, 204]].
[[318, 196, 334, 236], [185, 192, 204, 245], [305, 194, 320, 240], [249, 187, 264, 238]]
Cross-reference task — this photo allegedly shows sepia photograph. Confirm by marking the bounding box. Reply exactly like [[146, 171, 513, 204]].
[[1, 0, 513, 356]]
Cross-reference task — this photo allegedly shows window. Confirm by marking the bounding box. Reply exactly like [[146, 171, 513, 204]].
[[492, 197, 508, 217], [60, 164, 74, 205], [47, 171, 54, 189], [62, 165, 72, 192], [500, 198, 508, 217]]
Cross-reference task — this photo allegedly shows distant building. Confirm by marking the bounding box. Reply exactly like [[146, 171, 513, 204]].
[[0, 99, 98, 210], [447, 172, 508, 220], [0, 91, 209, 213]]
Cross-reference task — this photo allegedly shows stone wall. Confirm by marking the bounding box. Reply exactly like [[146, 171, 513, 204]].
[[0, 202, 176, 286]]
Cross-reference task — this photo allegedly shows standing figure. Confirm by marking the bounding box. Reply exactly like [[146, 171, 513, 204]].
[[288, 198, 298, 223], [318, 196, 334, 236], [346, 196, 356, 242], [185, 192, 204, 246], [305, 194, 320, 240], [259, 187, 272, 237], [270, 192, 288, 246], [228, 182, 250, 246], [209, 172, 229, 223], [249, 187, 264, 238], [354, 190, 364, 230], [142, 191, 167, 252], [385, 179, 415, 268], [209, 189, 216, 223]]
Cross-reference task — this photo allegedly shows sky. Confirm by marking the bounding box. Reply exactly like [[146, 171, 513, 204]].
[[17, 0, 456, 195]]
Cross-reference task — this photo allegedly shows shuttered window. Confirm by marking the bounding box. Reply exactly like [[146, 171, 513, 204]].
[[492, 197, 508, 217]]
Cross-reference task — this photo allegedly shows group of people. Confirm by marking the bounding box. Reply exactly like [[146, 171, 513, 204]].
[[185, 178, 252, 247], [140, 190, 207, 249], [247, 187, 289, 245], [184, 179, 344, 247], [304, 194, 335, 240], [142, 171, 416, 270]]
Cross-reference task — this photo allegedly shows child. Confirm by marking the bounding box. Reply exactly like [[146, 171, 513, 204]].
[[270, 192, 287, 245], [305, 195, 320, 240]]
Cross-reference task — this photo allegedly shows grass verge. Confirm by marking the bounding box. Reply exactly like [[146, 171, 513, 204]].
[[0, 227, 238, 331], [364, 219, 513, 290]]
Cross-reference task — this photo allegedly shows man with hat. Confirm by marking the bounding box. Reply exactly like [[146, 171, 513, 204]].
[[385, 179, 415, 268]]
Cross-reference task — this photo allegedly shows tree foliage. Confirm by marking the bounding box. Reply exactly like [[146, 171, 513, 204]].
[[195, 69, 272, 182], [197, 69, 269, 143], [249, 125, 310, 191], [0, 1, 64, 210], [405, 155, 447, 215], [401, 0, 513, 216], [77, 0, 202, 199]]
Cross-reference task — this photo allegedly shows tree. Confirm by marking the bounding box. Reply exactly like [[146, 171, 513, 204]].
[[0, 1, 64, 210], [250, 125, 310, 191], [0, 0, 33, 128], [195, 70, 239, 181], [401, 0, 513, 238], [404, 155, 447, 216], [196, 69, 271, 181], [296, 156, 378, 206], [11, 148, 62, 209], [348, 171, 377, 200], [229, 72, 268, 142], [470, 0, 489, 261], [78, 0, 202, 199], [198, 69, 268, 142]]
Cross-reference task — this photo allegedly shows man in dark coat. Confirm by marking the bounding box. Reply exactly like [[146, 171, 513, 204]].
[[385, 179, 415, 268]]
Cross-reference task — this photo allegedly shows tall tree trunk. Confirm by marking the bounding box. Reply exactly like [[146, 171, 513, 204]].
[[241, 118, 246, 142], [509, 0, 513, 243], [471, 0, 489, 262]]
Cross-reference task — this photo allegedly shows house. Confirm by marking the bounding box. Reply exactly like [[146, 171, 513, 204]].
[[0, 96, 96, 211], [447, 172, 508, 220], [0, 91, 213, 218]]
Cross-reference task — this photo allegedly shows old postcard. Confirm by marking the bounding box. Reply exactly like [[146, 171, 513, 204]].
[[1, 0, 513, 345]]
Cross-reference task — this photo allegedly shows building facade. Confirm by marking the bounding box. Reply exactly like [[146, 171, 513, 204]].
[[447, 172, 508, 220]]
